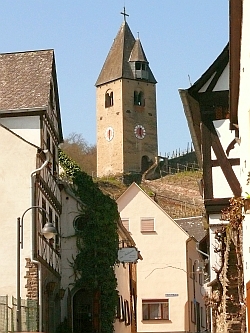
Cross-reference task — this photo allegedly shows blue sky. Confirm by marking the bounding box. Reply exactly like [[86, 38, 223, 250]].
[[1, 1, 229, 156]]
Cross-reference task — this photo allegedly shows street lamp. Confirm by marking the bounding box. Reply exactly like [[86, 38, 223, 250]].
[[17, 206, 57, 332]]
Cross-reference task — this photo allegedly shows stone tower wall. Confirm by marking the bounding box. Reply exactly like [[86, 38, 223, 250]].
[[96, 78, 158, 177], [122, 79, 158, 173], [96, 80, 124, 177]]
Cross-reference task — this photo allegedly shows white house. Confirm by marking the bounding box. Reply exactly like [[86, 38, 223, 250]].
[[117, 182, 206, 333], [234, 0, 250, 328]]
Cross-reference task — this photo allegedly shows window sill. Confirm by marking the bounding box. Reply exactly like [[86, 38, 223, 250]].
[[134, 105, 145, 112], [142, 319, 172, 323]]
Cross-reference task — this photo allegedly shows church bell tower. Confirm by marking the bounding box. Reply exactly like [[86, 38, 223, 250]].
[[96, 9, 158, 177]]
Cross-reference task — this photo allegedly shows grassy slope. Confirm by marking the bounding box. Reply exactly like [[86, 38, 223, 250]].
[[97, 171, 204, 219]]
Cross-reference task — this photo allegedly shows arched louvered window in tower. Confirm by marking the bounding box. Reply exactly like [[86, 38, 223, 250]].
[[105, 91, 114, 108], [134, 91, 145, 106]]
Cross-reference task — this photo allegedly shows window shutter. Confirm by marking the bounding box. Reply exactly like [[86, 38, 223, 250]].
[[141, 218, 154, 232], [122, 219, 129, 231]]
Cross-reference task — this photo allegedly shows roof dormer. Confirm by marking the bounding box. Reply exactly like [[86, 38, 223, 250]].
[[129, 39, 149, 80]]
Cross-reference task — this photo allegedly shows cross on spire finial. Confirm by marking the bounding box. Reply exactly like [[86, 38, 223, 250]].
[[120, 6, 129, 21]]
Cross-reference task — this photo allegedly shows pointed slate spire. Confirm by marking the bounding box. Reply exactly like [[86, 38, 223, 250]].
[[96, 21, 156, 86]]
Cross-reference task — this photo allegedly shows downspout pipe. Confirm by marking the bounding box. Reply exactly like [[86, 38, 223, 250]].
[[186, 237, 192, 333], [30, 149, 49, 332]]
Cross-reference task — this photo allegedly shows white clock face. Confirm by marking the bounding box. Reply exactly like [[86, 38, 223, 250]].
[[105, 127, 114, 141], [134, 125, 146, 139]]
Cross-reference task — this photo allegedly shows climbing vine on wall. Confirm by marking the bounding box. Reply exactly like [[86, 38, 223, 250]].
[[59, 149, 119, 333], [207, 197, 246, 333]]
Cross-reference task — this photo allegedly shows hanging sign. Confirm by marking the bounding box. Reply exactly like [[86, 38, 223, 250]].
[[118, 248, 138, 262]]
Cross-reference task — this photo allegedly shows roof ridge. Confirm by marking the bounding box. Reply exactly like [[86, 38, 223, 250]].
[[0, 49, 54, 56]]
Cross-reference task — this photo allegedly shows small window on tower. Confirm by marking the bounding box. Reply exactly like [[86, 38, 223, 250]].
[[135, 62, 141, 70], [134, 91, 145, 106], [105, 90, 114, 108]]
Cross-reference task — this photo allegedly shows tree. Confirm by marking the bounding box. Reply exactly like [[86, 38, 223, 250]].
[[60, 133, 96, 176]]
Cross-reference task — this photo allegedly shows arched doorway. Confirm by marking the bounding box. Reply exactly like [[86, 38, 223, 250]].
[[73, 289, 92, 333], [141, 155, 150, 173]]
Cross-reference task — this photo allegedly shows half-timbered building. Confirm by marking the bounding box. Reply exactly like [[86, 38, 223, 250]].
[[0, 49, 63, 332], [231, 0, 250, 330], [179, 2, 248, 331]]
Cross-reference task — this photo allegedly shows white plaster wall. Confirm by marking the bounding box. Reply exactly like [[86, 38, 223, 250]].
[[0, 116, 41, 147], [212, 119, 240, 198], [213, 63, 229, 91], [198, 63, 228, 93], [208, 214, 229, 282], [0, 126, 37, 300], [238, 0, 250, 195], [117, 184, 191, 333], [238, 0, 250, 296]]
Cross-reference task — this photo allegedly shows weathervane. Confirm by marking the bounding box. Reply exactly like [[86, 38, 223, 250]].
[[120, 6, 129, 21]]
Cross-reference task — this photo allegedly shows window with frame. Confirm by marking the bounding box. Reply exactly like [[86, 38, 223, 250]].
[[42, 199, 46, 227], [105, 91, 114, 108], [142, 299, 169, 320], [141, 218, 155, 232], [52, 144, 57, 176], [134, 90, 145, 106], [193, 261, 198, 282], [189, 258, 193, 279], [55, 215, 59, 249], [199, 270, 203, 285], [46, 131, 51, 151], [117, 295, 125, 321], [124, 300, 131, 326], [121, 219, 129, 232], [191, 301, 196, 323], [135, 62, 147, 71], [201, 306, 206, 328], [49, 207, 53, 223]]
